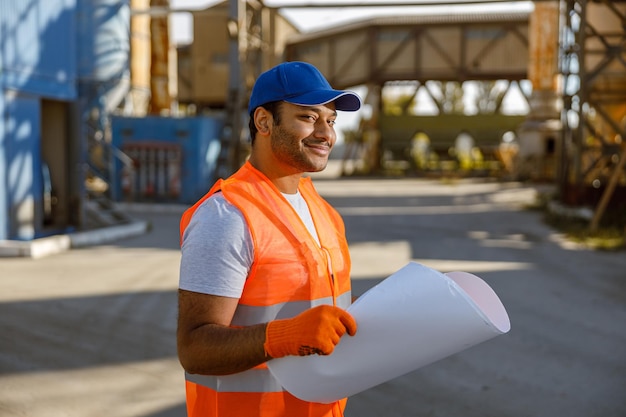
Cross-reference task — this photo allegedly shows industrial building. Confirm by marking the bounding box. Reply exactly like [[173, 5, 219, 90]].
[[1, 0, 625, 253]]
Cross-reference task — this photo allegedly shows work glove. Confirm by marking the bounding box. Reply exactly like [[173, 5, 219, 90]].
[[264, 305, 357, 358]]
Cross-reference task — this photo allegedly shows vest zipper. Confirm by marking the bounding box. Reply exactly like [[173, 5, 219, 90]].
[[321, 247, 337, 306]]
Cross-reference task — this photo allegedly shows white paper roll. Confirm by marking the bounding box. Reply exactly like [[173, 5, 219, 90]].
[[267, 261, 511, 403]]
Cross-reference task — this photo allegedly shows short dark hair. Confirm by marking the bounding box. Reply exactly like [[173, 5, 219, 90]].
[[248, 101, 282, 145]]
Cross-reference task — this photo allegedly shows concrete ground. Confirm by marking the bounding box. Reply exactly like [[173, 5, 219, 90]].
[[1, 175, 625, 417]]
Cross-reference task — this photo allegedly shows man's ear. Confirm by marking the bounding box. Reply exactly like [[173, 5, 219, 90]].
[[254, 107, 271, 136]]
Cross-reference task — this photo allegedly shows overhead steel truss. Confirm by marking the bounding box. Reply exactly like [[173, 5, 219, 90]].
[[285, 13, 531, 88]]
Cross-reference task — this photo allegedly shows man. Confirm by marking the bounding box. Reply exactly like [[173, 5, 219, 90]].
[[177, 61, 362, 417]]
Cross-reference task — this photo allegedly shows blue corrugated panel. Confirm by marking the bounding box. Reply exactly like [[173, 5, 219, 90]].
[[77, 0, 130, 81], [3, 92, 43, 240], [0, 0, 78, 100]]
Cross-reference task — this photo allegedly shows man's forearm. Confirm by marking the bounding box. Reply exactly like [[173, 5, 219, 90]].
[[178, 322, 269, 376]]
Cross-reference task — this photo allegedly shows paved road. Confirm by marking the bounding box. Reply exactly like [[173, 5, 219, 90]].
[[1, 176, 625, 417]]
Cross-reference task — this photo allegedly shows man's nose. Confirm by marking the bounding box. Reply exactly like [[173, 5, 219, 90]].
[[313, 120, 335, 141]]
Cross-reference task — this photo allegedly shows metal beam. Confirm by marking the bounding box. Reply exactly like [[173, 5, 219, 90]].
[[130, 0, 568, 15], [559, 0, 626, 212], [269, 0, 544, 8]]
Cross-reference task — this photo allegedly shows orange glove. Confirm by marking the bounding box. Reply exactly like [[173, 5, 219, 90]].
[[264, 305, 357, 358]]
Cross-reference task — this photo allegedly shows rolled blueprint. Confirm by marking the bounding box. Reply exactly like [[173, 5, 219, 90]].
[[267, 261, 511, 403]]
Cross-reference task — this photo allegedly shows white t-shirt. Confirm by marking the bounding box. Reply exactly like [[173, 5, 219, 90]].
[[179, 191, 320, 298]]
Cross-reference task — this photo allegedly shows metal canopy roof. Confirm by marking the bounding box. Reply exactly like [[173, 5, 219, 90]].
[[285, 12, 531, 88]]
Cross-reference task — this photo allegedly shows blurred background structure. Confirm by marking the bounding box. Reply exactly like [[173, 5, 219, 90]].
[[0, 0, 624, 247]]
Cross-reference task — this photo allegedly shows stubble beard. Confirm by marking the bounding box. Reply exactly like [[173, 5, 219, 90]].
[[271, 125, 331, 173]]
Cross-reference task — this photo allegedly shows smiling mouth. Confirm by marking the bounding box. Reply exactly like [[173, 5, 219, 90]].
[[305, 144, 331, 157], [304, 141, 331, 151]]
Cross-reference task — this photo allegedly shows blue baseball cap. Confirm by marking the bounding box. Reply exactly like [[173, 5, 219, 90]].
[[248, 61, 361, 115]]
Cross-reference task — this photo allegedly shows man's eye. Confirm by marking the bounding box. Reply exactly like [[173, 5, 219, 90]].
[[328, 120, 336, 126]]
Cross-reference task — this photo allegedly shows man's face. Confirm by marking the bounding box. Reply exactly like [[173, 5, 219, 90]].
[[270, 102, 338, 173]]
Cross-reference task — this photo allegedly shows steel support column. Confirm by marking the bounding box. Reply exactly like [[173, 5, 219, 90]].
[[559, 0, 626, 208], [217, 0, 264, 177]]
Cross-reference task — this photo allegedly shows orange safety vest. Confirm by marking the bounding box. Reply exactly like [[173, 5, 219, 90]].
[[180, 161, 352, 417]]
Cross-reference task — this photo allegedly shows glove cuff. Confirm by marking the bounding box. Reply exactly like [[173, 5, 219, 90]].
[[264, 319, 294, 359]]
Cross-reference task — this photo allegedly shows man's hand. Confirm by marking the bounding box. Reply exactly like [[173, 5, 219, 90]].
[[264, 305, 357, 358]]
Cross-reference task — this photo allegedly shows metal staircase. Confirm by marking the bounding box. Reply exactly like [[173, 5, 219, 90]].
[[83, 109, 136, 230]]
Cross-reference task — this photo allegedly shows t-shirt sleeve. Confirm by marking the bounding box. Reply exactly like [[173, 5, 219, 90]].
[[179, 193, 253, 298]]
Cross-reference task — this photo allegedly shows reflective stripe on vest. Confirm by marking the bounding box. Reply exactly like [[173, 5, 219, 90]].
[[186, 368, 283, 393], [232, 293, 352, 326]]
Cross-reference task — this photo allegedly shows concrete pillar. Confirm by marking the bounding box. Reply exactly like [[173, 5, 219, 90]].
[[516, 1, 561, 180]]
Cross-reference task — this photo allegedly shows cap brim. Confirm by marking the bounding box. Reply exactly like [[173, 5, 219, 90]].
[[286, 90, 361, 112]]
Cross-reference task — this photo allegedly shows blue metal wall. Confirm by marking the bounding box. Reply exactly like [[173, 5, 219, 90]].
[[0, 0, 78, 240], [111, 116, 224, 205], [0, 0, 78, 99], [77, 0, 130, 82], [76, 0, 130, 117], [3, 93, 43, 240]]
